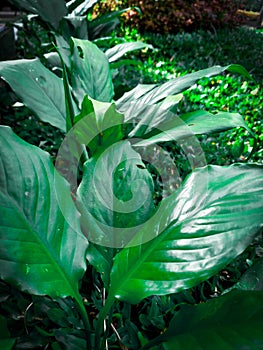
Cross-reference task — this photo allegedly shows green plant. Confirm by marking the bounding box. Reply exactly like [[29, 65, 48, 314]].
[[1, 33, 263, 350]]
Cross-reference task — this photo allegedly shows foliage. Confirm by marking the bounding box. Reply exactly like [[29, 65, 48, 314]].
[[109, 27, 263, 165], [1, 3, 263, 349], [94, 0, 244, 34]]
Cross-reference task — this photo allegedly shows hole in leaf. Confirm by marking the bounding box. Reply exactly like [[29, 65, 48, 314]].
[[77, 45, 84, 59], [136, 164, 146, 169]]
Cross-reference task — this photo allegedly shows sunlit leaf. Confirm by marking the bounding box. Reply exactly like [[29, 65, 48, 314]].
[[0, 126, 88, 310], [0, 59, 66, 132], [109, 164, 263, 303]]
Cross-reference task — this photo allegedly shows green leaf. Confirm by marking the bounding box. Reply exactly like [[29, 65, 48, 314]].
[[127, 104, 176, 138], [69, 37, 114, 105], [116, 64, 252, 121], [60, 16, 89, 41], [67, 0, 98, 16], [0, 315, 15, 350], [88, 9, 126, 40], [8, 0, 67, 29], [159, 290, 263, 350], [0, 59, 66, 132], [135, 110, 252, 145], [233, 257, 263, 291], [109, 164, 263, 304], [105, 42, 153, 63], [0, 126, 88, 308], [76, 140, 155, 248], [73, 96, 124, 155]]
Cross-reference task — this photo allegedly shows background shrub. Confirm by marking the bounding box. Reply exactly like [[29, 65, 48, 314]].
[[94, 0, 244, 34]]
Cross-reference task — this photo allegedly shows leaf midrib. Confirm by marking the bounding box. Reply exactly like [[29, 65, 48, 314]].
[[1, 190, 80, 300]]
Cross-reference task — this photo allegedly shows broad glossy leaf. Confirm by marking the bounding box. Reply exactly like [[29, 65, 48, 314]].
[[160, 290, 263, 350], [0, 127, 88, 306], [135, 110, 251, 145], [0, 59, 66, 132], [109, 164, 263, 304], [70, 38, 114, 105], [0, 315, 15, 350], [76, 140, 155, 248], [116, 64, 252, 122], [105, 42, 153, 63], [8, 0, 67, 29]]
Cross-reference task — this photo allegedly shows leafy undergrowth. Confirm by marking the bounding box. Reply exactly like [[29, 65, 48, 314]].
[[113, 26, 263, 165]]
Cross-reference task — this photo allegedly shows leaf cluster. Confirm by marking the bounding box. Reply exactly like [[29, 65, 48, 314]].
[[0, 1, 263, 349]]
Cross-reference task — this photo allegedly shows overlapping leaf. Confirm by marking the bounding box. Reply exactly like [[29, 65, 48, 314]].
[[0, 127, 88, 307], [8, 0, 67, 29], [0, 315, 15, 350], [105, 42, 153, 63], [109, 164, 263, 304], [76, 140, 155, 248], [116, 64, 252, 123], [134, 110, 251, 145], [158, 290, 263, 350], [73, 96, 124, 155], [0, 59, 66, 132]]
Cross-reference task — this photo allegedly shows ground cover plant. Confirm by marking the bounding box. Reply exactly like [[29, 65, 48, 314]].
[[1, 1, 263, 349], [110, 26, 263, 165]]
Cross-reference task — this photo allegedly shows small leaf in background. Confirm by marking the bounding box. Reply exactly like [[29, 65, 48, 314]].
[[233, 257, 263, 291], [0, 315, 15, 350], [0, 59, 66, 132], [160, 290, 263, 350], [109, 164, 263, 304], [105, 42, 153, 63], [67, 0, 98, 16]]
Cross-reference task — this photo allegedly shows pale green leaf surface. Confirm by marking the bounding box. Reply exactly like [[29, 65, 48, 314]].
[[70, 38, 114, 105], [105, 42, 153, 63], [136, 110, 251, 145], [116, 65, 252, 122], [160, 290, 263, 350], [8, 0, 67, 29], [0, 59, 66, 132], [67, 0, 98, 16], [109, 164, 263, 304], [0, 126, 88, 302]]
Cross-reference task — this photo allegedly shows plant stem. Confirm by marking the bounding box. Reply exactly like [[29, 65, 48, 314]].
[[95, 291, 116, 350], [75, 295, 92, 349]]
